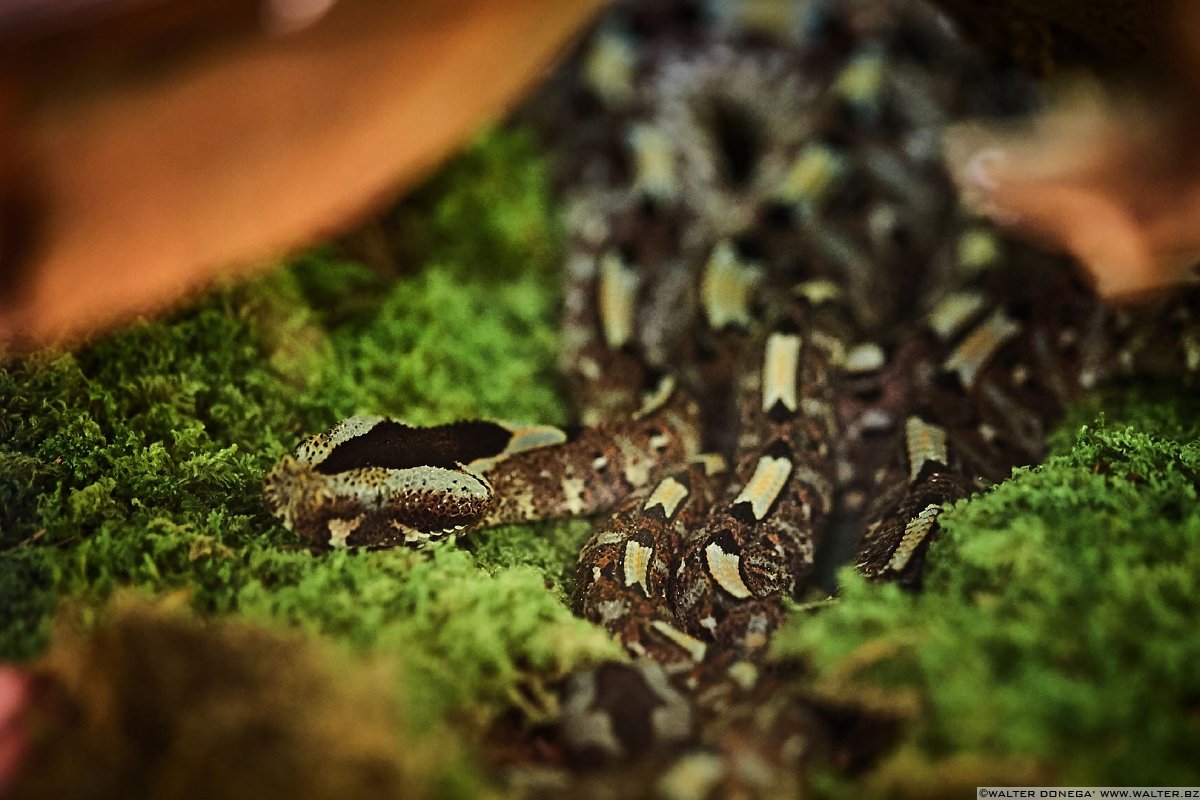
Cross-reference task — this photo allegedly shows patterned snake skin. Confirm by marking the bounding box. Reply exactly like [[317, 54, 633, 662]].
[[263, 0, 1200, 791]]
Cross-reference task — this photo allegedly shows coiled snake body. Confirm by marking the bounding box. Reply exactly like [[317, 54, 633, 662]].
[[264, 0, 1200, 786]]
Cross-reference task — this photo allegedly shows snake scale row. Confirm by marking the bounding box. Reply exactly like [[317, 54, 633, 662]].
[[264, 0, 1200, 792]]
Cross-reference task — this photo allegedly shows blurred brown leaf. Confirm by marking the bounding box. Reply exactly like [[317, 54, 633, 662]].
[[0, 0, 602, 348]]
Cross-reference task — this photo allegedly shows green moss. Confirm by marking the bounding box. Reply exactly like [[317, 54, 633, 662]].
[[295, 259, 565, 427], [234, 545, 618, 728], [467, 518, 597, 595], [387, 126, 562, 284], [774, 385, 1200, 793], [0, 130, 615, 758]]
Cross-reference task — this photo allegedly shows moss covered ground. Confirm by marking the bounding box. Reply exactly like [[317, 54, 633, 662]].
[[2, 128, 1198, 796]]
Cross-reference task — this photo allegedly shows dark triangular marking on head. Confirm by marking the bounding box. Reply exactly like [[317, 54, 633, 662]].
[[315, 419, 512, 475], [630, 528, 656, 547], [615, 343, 640, 358], [765, 440, 792, 460], [761, 201, 795, 229], [643, 471, 692, 520], [731, 500, 758, 525], [710, 529, 742, 560], [641, 367, 669, 395], [775, 318, 801, 335], [765, 399, 794, 423], [934, 369, 963, 392], [614, 242, 637, 265], [642, 503, 668, 522], [912, 458, 950, 485], [731, 233, 765, 262], [636, 194, 664, 220], [710, 102, 763, 190]]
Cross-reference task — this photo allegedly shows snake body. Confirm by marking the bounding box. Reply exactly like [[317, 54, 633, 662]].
[[263, 0, 1200, 786]]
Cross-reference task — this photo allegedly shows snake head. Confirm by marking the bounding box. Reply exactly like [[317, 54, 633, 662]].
[[263, 453, 494, 548], [263, 415, 566, 548]]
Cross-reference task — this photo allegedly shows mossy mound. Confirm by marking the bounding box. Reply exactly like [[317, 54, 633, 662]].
[[775, 386, 1200, 796], [10, 598, 487, 800]]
